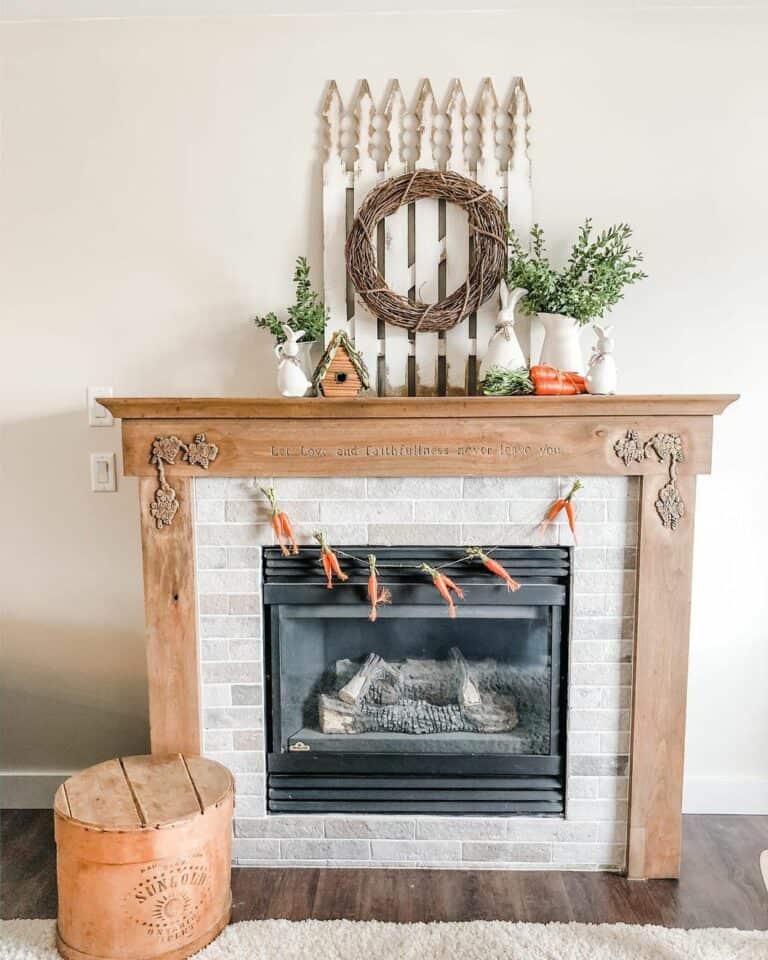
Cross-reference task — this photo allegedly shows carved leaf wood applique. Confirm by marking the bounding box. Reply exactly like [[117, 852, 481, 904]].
[[614, 429, 685, 531], [149, 433, 219, 529]]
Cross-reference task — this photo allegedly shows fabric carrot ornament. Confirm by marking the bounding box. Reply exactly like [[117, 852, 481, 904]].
[[530, 364, 587, 396], [466, 547, 520, 592], [367, 554, 391, 622], [420, 563, 464, 618], [261, 486, 298, 557], [314, 531, 349, 589], [539, 479, 583, 541]]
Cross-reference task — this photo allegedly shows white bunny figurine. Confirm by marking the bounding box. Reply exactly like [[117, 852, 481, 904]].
[[274, 324, 312, 397], [478, 281, 528, 379], [585, 324, 617, 395]]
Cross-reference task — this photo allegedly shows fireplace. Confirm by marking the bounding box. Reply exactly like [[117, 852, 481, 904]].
[[264, 546, 571, 816]]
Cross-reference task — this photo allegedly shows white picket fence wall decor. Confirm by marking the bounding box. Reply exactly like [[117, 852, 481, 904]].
[[322, 77, 533, 396]]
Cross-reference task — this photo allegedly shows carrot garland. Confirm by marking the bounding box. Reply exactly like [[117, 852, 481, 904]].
[[420, 563, 464, 618], [261, 486, 298, 557], [530, 364, 587, 396], [367, 554, 392, 622], [539, 479, 583, 541], [466, 547, 520, 591], [314, 531, 349, 589]]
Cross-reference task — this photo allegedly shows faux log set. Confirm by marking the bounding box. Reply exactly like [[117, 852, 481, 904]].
[[320, 648, 519, 736]]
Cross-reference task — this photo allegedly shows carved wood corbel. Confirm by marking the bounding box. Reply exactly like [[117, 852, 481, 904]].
[[149, 434, 219, 529], [614, 430, 685, 529]]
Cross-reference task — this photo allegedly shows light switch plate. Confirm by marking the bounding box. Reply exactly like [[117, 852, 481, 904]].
[[91, 453, 117, 492], [87, 386, 114, 427]]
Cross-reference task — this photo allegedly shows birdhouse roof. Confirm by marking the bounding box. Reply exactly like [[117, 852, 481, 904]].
[[312, 330, 371, 389]]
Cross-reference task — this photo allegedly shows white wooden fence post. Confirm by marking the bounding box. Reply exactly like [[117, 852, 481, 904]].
[[413, 80, 440, 395], [351, 80, 381, 393], [507, 78, 534, 365], [382, 80, 410, 396], [322, 81, 350, 340], [444, 79, 471, 395]]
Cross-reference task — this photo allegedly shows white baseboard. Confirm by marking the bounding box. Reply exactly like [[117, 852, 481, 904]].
[[683, 776, 768, 814], [1, 772, 72, 808]]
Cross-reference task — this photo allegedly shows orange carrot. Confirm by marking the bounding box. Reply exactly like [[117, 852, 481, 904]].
[[539, 480, 582, 535], [539, 498, 566, 531], [563, 480, 582, 541], [367, 554, 391, 622], [279, 511, 299, 555], [530, 365, 586, 396], [421, 563, 462, 617], [262, 486, 299, 557], [314, 531, 348, 589], [440, 573, 464, 600], [270, 512, 287, 556], [564, 500, 577, 543], [466, 547, 520, 591]]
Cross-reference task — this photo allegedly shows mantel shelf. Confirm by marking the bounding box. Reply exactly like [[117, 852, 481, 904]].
[[101, 394, 738, 421]]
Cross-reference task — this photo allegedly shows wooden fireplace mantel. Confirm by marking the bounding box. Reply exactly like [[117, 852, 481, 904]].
[[104, 393, 737, 880]]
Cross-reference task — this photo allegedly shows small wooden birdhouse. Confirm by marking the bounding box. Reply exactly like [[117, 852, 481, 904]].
[[313, 330, 370, 397]]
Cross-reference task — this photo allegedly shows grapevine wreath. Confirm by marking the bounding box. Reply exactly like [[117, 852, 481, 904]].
[[345, 169, 507, 334]]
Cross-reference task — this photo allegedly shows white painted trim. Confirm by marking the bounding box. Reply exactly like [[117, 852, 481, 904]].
[[683, 777, 768, 815], [1, 772, 72, 808]]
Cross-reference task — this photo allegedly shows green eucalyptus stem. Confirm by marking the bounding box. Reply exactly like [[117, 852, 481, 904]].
[[254, 256, 329, 343], [507, 219, 647, 327]]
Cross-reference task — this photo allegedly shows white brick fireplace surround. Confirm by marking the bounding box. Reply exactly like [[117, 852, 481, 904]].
[[195, 475, 638, 871]]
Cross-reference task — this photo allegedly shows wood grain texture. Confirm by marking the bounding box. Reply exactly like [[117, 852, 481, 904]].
[[100, 395, 738, 420], [54, 759, 141, 830], [139, 478, 201, 756], [121, 416, 713, 479], [121, 754, 201, 826], [627, 474, 697, 879], [53, 755, 233, 960], [6, 811, 767, 928]]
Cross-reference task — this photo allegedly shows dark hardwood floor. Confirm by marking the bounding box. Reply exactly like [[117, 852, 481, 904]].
[[2, 811, 766, 929]]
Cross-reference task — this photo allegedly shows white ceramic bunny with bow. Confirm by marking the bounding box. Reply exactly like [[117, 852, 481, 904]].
[[478, 281, 528, 379], [585, 324, 617, 395], [274, 324, 312, 397]]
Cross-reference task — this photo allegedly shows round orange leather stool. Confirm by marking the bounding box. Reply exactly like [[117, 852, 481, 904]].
[[54, 754, 233, 960]]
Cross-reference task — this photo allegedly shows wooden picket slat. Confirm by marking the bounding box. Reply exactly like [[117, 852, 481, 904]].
[[351, 80, 380, 394], [474, 78, 504, 386], [507, 78, 534, 365], [322, 82, 349, 341], [382, 81, 410, 396], [413, 80, 440, 396], [322, 78, 532, 396], [444, 79, 470, 395]]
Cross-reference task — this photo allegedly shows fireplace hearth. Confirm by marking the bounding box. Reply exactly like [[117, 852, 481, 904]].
[[264, 546, 570, 815]]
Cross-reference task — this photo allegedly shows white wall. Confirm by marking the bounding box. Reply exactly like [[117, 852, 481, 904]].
[[2, 6, 767, 811]]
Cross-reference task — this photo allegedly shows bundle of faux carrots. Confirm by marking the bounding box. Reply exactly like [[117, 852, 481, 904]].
[[530, 364, 587, 396], [540, 479, 582, 541], [465, 547, 520, 591], [367, 554, 391, 622], [261, 486, 298, 557], [420, 563, 464, 618], [313, 531, 348, 589]]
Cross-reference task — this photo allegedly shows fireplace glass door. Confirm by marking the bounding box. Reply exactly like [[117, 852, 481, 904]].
[[264, 547, 570, 815]]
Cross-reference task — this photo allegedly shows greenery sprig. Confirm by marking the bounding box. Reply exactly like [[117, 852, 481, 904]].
[[507, 219, 647, 326], [254, 256, 329, 343], [480, 366, 535, 397]]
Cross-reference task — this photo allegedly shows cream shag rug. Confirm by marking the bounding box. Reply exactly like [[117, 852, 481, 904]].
[[1, 919, 766, 959]]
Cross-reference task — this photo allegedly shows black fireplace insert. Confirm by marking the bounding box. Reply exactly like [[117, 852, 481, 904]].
[[264, 546, 571, 815]]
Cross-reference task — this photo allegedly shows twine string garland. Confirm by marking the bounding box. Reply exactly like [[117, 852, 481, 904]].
[[346, 169, 508, 334]]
